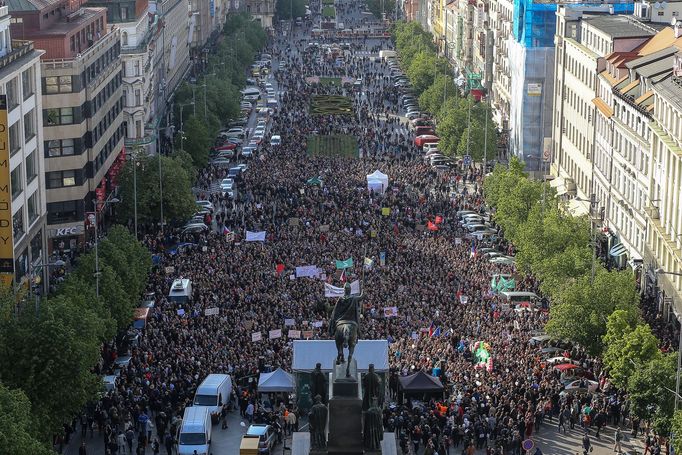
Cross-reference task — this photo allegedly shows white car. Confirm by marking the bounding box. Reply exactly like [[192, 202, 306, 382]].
[[406, 112, 421, 120], [182, 223, 209, 234], [423, 143, 440, 152], [241, 146, 256, 158], [220, 178, 234, 190], [563, 379, 599, 394], [270, 135, 281, 146], [196, 200, 214, 211]]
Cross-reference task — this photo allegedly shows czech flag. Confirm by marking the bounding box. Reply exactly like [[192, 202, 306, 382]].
[[427, 221, 438, 231], [428, 322, 436, 337], [431, 327, 441, 337]]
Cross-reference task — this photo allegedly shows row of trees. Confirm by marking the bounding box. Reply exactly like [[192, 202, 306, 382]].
[[116, 13, 267, 225], [391, 21, 496, 161], [484, 158, 678, 435], [0, 226, 151, 451]]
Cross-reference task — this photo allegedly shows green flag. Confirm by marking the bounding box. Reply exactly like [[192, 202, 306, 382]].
[[335, 258, 354, 269], [306, 177, 322, 186]]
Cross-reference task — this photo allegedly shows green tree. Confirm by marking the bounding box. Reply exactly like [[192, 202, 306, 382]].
[[406, 53, 450, 96], [0, 292, 104, 441], [545, 267, 640, 355], [0, 382, 53, 454], [367, 0, 395, 18], [419, 74, 457, 116], [603, 318, 660, 388], [492, 178, 544, 241], [275, 0, 306, 19], [181, 115, 210, 168], [482, 156, 527, 208], [455, 118, 496, 161], [628, 353, 676, 422], [671, 410, 682, 455], [117, 154, 196, 226], [435, 98, 469, 157], [533, 244, 594, 298]]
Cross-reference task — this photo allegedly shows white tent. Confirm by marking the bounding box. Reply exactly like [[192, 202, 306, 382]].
[[257, 368, 295, 392], [292, 340, 389, 372], [366, 170, 388, 193]]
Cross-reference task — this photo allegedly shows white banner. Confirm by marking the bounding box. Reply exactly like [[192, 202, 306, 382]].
[[246, 230, 266, 242], [251, 332, 262, 342], [460, 295, 469, 304], [324, 280, 361, 298], [288, 329, 301, 339], [204, 307, 219, 316], [296, 265, 320, 278], [269, 329, 282, 339], [312, 320, 323, 328], [284, 318, 296, 326], [383, 306, 398, 318]]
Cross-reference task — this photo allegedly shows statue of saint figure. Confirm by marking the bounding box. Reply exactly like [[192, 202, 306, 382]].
[[308, 394, 328, 450]]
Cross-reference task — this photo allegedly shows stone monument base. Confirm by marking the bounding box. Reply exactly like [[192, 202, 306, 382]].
[[327, 395, 363, 454]]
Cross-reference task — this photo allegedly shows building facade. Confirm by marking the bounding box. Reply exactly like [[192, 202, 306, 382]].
[[0, 5, 47, 285], [245, 0, 274, 28], [8, 0, 126, 254]]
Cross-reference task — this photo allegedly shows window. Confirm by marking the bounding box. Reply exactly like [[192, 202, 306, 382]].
[[30, 229, 42, 263], [47, 200, 79, 224], [5, 77, 18, 110], [134, 89, 141, 106], [13, 210, 24, 243], [122, 31, 128, 46], [27, 193, 38, 225], [45, 107, 74, 126], [121, 6, 128, 20], [23, 110, 35, 141], [47, 170, 76, 188], [45, 75, 72, 94], [9, 122, 20, 155], [46, 139, 75, 157], [25, 151, 37, 183], [21, 68, 34, 100], [10, 165, 22, 199]]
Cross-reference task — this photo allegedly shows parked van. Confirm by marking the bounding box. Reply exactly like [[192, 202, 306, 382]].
[[168, 279, 192, 303], [241, 87, 260, 97], [500, 291, 538, 305], [415, 125, 435, 136], [177, 406, 212, 455], [193, 374, 233, 422], [379, 50, 397, 60]]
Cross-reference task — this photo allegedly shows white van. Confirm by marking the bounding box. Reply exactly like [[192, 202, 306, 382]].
[[168, 279, 192, 303], [177, 406, 212, 455], [194, 374, 233, 421], [240, 87, 260, 97], [380, 50, 397, 60]]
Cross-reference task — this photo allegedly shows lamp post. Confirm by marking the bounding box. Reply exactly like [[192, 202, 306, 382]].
[[92, 195, 120, 298], [30, 260, 66, 317], [654, 268, 682, 411]]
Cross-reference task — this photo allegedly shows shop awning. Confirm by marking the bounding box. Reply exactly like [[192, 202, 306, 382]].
[[567, 199, 590, 217], [609, 243, 627, 258], [549, 177, 577, 197]]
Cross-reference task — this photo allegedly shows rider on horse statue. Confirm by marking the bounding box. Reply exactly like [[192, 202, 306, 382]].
[[328, 282, 363, 376]]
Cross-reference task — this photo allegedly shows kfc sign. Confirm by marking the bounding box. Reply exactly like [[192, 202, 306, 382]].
[[50, 224, 84, 238]]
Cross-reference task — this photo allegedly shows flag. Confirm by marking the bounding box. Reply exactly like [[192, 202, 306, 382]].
[[324, 280, 360, 297], [381, 207, 391, 216], [428, 323, 436, 337], [269, 329, 282, 339], [276, 264, 285, 275], [306, 176, 322, 186], [435, 215, 443, 224], [364, 257, 374, 269], [339, 268, 346, 283], [470, 240, 476, 258], [223, 226, 231, 235], [442, 328, 452, 337], [431, 327, 441, 337], [427, 221, 438, 231], [246, 230, 266, 242], [335, 258, 354, 269]]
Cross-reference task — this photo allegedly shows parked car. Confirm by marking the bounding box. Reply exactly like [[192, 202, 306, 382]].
[[414, 135, 439, 148], [182, 223, 209, 234], [270, 135, 281, 146], [244, 424, 276, 454]]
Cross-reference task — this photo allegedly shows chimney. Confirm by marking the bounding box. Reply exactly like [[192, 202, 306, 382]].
[[676, 23, 682, 38]]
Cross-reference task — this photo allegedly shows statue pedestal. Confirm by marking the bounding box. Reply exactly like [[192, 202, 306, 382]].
[[327, 396, 363, 454], [327, 359, 363, 454]]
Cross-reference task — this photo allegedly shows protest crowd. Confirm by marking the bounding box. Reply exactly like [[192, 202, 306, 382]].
[[61, 4, 657, 455]]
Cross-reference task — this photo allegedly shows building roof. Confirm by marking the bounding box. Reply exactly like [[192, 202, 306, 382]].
[[654, 76, 682, 112], [584, 15, 656, 39], [628, 45, 679, 70], [7, 0, 62, 12], [593, 97, 614, 118], [636, 26, 682, 55], [21, 7, 105, 36]]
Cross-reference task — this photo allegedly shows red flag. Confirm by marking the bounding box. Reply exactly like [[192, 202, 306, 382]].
[[276, 264, 285, 275], [427, 221, 438, 231], [435, 215, 443, 224]]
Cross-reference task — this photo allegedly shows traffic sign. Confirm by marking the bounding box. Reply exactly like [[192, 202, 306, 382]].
[[463, 154, 472, 166], [522, 439, 534, 451]]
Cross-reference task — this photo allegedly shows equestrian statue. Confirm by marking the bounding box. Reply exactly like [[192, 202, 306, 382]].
[[328, 282, 363, 377]]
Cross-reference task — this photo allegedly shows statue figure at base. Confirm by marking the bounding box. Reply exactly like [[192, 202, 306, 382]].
[[310, 362, 328, 404], [362, 363, 381, 411], [328, 282, 363, 377], [363, 397, 383, 451], [309, 395, 328, 450]]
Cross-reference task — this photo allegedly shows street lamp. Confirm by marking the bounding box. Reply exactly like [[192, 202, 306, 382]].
[[178, 102, 195, 151], [30, 260, 66, 317], [91, 196, 120, 299], [654, 267, 682, 411]]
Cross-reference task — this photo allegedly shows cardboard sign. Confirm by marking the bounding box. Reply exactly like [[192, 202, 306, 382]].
[[302, 330, 313, 339], [288, 329, 302, 339], [252, 332, 262, 342], [204, 307, 219, 316], [164, 266, 175, 274]]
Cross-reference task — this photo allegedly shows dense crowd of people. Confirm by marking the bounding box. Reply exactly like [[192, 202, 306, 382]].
[[57, 2, 669, 455]]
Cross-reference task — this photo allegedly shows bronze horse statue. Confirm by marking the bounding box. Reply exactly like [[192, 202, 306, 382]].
[[329, 283, 363, 377]]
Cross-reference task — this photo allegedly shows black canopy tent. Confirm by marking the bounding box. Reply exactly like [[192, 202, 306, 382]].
[[398, 371, 445, 403]]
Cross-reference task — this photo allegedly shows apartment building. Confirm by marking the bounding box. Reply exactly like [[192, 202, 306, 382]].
[[149, 0, 190, 125], [647, 55, 682, 318], [86, 0, 160, 152], [488, 0, 512, 131], [0, 5, 46, 286], [244, 0, 274, 28], [9, 0, 126, 253]]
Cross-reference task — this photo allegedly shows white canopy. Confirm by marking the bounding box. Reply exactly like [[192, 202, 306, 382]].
[[292, 340, 389, 372], [257, 368, 295, 392], [366, 170, 388, 193]]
